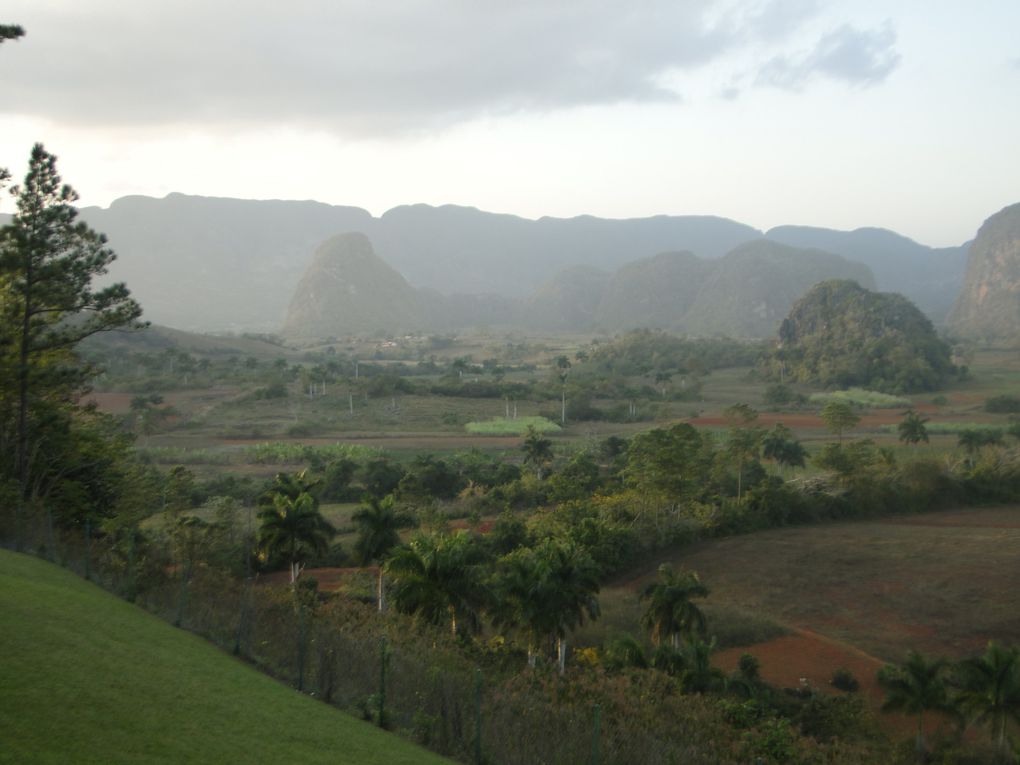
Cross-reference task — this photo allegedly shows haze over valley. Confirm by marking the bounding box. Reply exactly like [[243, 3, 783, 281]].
[[8, 191, 980, 337]]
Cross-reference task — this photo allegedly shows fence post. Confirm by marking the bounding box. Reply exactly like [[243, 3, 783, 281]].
[[296, 602, 306, 692], [591, 703, 601, 765], [84, 517, 91, 581], [233, 578, 249, 656], [474, 667, 482, 765], [378, 636, 388, 728], [174, 559, 189, 627]]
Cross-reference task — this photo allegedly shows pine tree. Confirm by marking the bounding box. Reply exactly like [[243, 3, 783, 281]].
[[0, 144, 144, 543]]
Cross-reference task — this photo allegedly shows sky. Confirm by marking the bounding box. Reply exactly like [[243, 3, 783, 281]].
[[1, 1, 1018, 247]]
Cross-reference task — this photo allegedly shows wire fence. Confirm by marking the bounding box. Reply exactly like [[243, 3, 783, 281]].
[[5, 511, 879, 765]]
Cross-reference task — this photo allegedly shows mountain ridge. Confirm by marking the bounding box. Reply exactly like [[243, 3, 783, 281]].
[[1, 193, 993, 333]]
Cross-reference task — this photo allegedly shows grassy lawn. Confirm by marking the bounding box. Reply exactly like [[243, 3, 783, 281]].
[[0, 550, 453, 765]]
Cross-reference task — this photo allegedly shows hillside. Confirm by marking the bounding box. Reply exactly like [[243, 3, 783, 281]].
[[772, 279, 956, 392], [280, 236, 876, 339], [79, 322, 299, 360], [594, 250, 710, 331], [282, 232, 426, 337], [0, 549, 451, 765], [947, 202, 1020, 343], [767, 225, 969, 322], [79, 194, 373, 333], [10, 193, 995, 333], [557, 241, 873, 337], [80, 195, 760, 332], [524, 265, 612, 331], [681, 240, 875, 337]]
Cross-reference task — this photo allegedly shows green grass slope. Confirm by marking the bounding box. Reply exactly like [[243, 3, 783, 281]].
[[0, 550, 452, 765]]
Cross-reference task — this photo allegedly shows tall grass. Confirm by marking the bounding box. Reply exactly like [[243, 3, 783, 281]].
[[809, 388, 911, 408], [243, 442, 381, 464], [464, 416, 562, 435], [134, 446, 233, 465]]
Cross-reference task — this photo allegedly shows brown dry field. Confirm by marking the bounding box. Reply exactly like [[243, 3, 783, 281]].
[[615, 506, 1020, 735], [85, 388, 241, 416], [689, 401, 953, 431], [621, 506, 1020, 664]]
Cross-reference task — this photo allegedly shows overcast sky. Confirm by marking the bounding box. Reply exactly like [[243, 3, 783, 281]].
[[1, 1, 1018, 246]]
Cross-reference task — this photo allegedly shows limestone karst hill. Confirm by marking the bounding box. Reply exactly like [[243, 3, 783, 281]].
[[948, 202, 1020, 344]]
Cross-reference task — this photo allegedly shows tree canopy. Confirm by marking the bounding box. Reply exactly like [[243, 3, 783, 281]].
[[0, 144, 144, 543]]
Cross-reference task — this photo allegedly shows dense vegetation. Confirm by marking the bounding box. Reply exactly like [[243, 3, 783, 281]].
[[766, 280, 957, 393]]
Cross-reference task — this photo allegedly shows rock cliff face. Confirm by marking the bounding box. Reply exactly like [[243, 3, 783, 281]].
[[281, 233, 423, 337], [948, 203, 1020, 343]]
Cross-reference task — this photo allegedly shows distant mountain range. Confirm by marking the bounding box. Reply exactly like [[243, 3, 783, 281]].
[[0, 193, 992, 335], [281, 232, 873, 339]]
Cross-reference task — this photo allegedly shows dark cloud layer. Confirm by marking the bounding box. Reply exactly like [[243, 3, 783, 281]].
[[1, 1, 899, 133]]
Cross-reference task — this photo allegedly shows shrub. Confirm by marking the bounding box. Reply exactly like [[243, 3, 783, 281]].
[[253, 382, 288, 399], [985, 394, 1020, 414], [764, 383, 806, 407], [830, 667, 860, 692]]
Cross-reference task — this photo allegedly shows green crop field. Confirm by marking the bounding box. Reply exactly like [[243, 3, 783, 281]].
[[0, 550, 452, 765], [465, 415, 561, 435]]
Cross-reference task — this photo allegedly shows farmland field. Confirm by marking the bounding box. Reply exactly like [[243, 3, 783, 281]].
[[606, 505, 1020, 675]]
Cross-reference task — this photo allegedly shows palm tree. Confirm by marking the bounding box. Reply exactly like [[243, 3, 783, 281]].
[[351, 494, 406, 612], [490, 549, 544, 666], [898, 409, 930, 449], [533, 539, 601, 675], [257, 490, 334, 583], [726, 425, 762, 501], [385, 531, 487, 637], [877, 650, 951, 759], [954, 641, 1020, 761], [958, 429, 1003, 465], [492, 540, 601, 674], [640, 563, 709, 651]]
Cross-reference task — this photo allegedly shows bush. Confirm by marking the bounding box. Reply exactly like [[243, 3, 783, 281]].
[[985, 394, 1020, 414], [830, 667, 859, 692], [253, 382, 288, 399], [764, 384, 806, 407]]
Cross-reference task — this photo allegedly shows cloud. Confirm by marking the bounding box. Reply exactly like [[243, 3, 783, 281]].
[[756, 21, 900, 90], [0, 1, 893, 134]]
